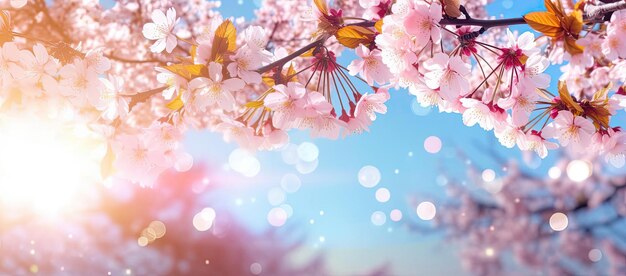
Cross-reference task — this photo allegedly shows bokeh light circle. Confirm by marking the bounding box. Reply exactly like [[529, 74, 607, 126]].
[[267, 207, 288, 227], [390, 209, 403, 221], [375, 188, 391, 203], [229, 149, 261, 177], [193, 208, 216, 231], [371, 211, 386, 226], [250, 263, 262, 275], [588, 249, 602, 262], [566, 160, 592, 182], [548, 166, 561, 179], [424, 136, 442, 154], [358, 165, 381, 188], [416, 201, 437, 220], [297, 142, 319, 162], [481, 169, 496, 182], [549, 212, 569, 231]]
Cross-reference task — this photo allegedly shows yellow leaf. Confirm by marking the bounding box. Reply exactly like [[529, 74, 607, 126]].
[[335, 25, 376, 48], [262, 75, 275, 87], [166, 92, 184, 110], [245, 100, 265, 108], [211, 20, 237, 63], [443, 0, 462, 18], [564, 10, 583, 36], [587, 83, 612, 129], [558, 81, 583, 114], [261, 63, 298, 87], [523, 12, 563, 37], [314, 0, 328, 15], [593, 83, 612, 102], [518, 54, 528, 65], [561, 10, 584, 55], [286, 63, 297, 82], [564, 36, 584, 55], [301, 48, 316, 57], [574, 0, 586, 11], [190, 45, 198, 64], [162, 64, 206, 81], [544, 0, 560, 15], [374, 20, 383, 33]]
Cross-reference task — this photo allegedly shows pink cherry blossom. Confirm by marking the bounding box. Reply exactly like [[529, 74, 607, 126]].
[[493, 121, 524, 148], [597, 128, 626, 167], [58, 59, 102, 106], [0, 42, 22, 86], [226, 45, 268, 84], [155, 67, 186, 100], [142, 8, 179, 54], [18, 43, 59, 95], [518, 55, 550, 90], [602, 29, 626, 60], [354, 89, 390, 122], [296, 92, 343, 139], [519, 130, 558, 158], [403, 2, 442, 47], [216, 119, 263, 151], [460, 98, 502, 131], [187, 62, 245, 112], [546, 110, 596, 150], [505, 30, 538, 56], [423, 53, 471, 101], [347, 44, 391, 86], [98, 75, 129, 121], [498, 86, 538, 127], [264, 82, 307, 129]]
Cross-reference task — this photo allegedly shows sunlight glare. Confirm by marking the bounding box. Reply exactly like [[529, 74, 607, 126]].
[[0, 116, 104, 217]]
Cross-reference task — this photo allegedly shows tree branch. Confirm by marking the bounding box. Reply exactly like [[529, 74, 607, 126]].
[[439, 17, 527, 28], [585, 0, 626, 20], [35, 0, 71, 42], [255, 39, 324, 74], [105, 52, 166, 65], [127, 86, 167, 111], [251, 0, 626, 79]]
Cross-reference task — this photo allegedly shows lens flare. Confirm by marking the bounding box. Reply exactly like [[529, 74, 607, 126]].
[[0, 115, 105, 217]]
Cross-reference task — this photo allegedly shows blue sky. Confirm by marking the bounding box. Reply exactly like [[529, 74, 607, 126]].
[[179, 0, 557, 275]]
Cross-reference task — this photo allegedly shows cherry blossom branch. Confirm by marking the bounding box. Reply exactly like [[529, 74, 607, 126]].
[[439, 17, 527, 28], [104, 52, 166, 65], [585, 0, 626, 20], [265, 22, 280, 48], [34, 0, 71, 42], [255, 38, 324, 74], [127, 86, 167, 111], [348, 17, 528, 29]]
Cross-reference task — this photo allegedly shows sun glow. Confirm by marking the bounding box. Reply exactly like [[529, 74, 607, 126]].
[[0, 115, 105, 217]]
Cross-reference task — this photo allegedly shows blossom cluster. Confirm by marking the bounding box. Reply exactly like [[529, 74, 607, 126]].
[[0, 8, 192, 186], [137, 1, 391, 151], [5, 0, 626, 185], [370, 0, 626, 166]]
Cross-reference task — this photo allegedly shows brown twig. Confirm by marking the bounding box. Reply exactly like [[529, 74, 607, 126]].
[[35, 0, 71, 42], [127, 86, 167, 111], [105, 52, 166, 65], [255, 39, 324, 74]]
